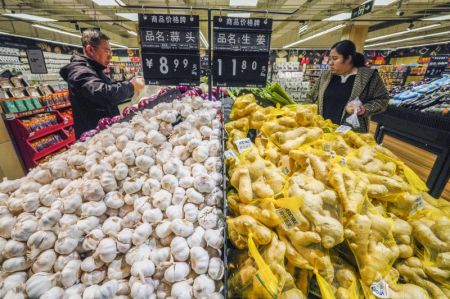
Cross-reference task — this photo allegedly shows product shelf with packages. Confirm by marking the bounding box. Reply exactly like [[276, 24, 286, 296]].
[[0, 76, 74, 170], [223, 85, 450, 299]]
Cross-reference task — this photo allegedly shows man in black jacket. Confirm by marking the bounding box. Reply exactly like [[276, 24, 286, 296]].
[[60, 29, 143, 138]]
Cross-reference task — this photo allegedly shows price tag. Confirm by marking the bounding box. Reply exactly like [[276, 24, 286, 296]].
[[410, 195, 425, 215], [213, 54, 269, 87], [275, 208, 300, 229], [370, 279, 390, 299], [224, 150, 238, 160], [335, 125, 352, 134], [213, 16, 272, 88], [141, 53, 200, 86], [138, 14, 200, 87], [234, 138, 252, 153]]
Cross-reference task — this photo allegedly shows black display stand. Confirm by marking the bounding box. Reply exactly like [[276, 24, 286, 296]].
[[373, 106, 450, 198]]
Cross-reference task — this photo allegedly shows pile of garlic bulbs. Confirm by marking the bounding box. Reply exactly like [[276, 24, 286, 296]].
[[0, 96, 225, 299]]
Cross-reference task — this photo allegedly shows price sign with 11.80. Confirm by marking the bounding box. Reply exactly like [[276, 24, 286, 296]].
[[213, 54, 268, 87], [142, 53, 199, 86]]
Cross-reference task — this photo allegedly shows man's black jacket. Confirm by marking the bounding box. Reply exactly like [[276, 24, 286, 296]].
[[60, 54, 134, 138]]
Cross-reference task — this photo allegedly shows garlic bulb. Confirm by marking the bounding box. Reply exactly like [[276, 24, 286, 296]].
[[184, 203, 199, 223], [179, 176, 194, 189], [0, 207, 16, 238], [193, 274, 215, 299], [186, 188, 204, 205], [170, 237, 190, 262], [40, 287, 64, 299], [123, 178, 144, 195], [171, 279, 194, 299], [95, 279, 119, 299], [122, 149, 135, 166], [161, 174, 178, 193], [27, 230, 57, 259], [130, 279, 157, 299], [3, 239, 26, 258], [38, 208, 62, 230], [100, 172, 117, 192], [104, 191, 125, 209], [204, 228, 224, 250], [81, 179, 105, 202], [53, 252, 79, 272], [142, 178, 161, 196], [77, 216, 100, 234], [187, 227, 206, 248], [114, 163, 129, 181], [136, 156, 155, 172], [153, 190, 172, 211], [198, 207, 220, 230], [11, 214, 38, 242], [132, 223, 153, 245], [61, 259, 82, 288], [94, 238, 117, 263], [55, 226, 80, 255], [81, 270, 106, 286], [164, 262, 190, 283], [102, 216, 122, 237], [149, 166, 163, 181], [170, 219, 194, 237], [62, 194, 82, 214], [22, 192, 40, 213], [141, 209, 162, 224], [208, 257, 224, 280], [0, 272, 27, 298], [25, 272, 57, 299], [131, 259, 155, 281], [81, 256, 104, 272], [82, 229, 105, 251], [190, 247, 209, 274], [2, 257, 28, 275], [193, 174, 216, 194], [150, 247, 170, 266], [64, 284, 85, 298], [166, 204, 184, 221]]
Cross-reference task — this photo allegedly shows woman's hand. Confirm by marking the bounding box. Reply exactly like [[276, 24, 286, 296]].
[[345, 102, 366, 116]]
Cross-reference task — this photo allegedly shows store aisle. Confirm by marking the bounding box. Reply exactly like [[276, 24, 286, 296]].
[[370, 122, 450, 200]]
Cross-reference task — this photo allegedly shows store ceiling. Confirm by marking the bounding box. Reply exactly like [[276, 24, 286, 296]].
[[0, 0, 449, 50]]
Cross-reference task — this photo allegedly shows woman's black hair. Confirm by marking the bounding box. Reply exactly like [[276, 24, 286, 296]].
[[331, 40, 366, 67]]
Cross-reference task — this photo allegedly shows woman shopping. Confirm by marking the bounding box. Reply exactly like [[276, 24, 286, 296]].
[[310, 40, 389, 133]]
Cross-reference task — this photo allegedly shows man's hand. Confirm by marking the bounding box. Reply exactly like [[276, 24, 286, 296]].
[[131, 76, 144, 94]]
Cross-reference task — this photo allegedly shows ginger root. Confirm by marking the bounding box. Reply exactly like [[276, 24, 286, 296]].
[[227, 215, 273, 250]]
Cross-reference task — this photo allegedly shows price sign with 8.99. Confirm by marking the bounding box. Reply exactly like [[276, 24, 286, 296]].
[[213, 54, 268, 87], [142, 53, 199, 86], [138, 14, 200, 86]]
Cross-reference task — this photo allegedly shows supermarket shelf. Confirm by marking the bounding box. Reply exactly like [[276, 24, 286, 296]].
[[28, 120, 73, 141], [33, 135, 74, 161]]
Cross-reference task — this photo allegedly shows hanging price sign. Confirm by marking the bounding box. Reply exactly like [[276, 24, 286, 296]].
[[213, 16, 272, 87], [138, 14, 200, 86]]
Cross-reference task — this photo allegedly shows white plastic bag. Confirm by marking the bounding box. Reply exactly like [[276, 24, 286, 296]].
[[345, 98, 363, 129]]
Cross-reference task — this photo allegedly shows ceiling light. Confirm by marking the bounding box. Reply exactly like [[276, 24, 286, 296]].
[[298, 22, 308, 34], [365, 30, 450, 47], [127, 30, 137, 36], [33, 24, 81, 38], [227, 13, 251, 18], [366, 24, 440, 42], [115, 13, 138, 21], [322, 13, 351, 21], [421, 14, 450, 21], [374, 0, 397, 5], [395, 40, 450, 49], [199, 31, 209, 48], [2, 13, 56, 22], [91, 0, 125, 6], [229, 0, 258, 6], [0, 31, 81, 48], [110, 42, 128, 48], [283, 24, 345, 48]]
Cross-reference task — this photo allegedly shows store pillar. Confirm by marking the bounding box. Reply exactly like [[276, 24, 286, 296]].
[[341, 24, 368, 53]]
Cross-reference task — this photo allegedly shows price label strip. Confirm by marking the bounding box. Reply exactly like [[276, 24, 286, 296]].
[[224, 149, 238, 160], [370, 278, 390, 299]]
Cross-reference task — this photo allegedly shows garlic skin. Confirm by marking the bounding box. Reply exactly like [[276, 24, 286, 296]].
[[132, 223, 153, 245], [150, 247, 170, 266], [187, 227, 206, 249], [184, 203, 199, 223], [170, 219, 194, 237], [204, 228, 224, 250], [94, 238, 117, 263], [61, 260, 82, 288], [143, 208, 164, 223], [32, 249, 57, 273], [0, 272, 27, 298], [81, 256, 104, 272], [2, 256, 29, 273], [25, 272, 57, 299], [198, 207, 220, 230]]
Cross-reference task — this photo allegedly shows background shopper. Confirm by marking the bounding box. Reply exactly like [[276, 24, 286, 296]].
[[310, 39, 389, 132]]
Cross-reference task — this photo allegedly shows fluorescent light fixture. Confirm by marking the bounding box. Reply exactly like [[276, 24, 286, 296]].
[[227, 13, 251, 18], [283, 24, 345, 48], [322, 13, 351, 21], [33, 24, 81, 38], [127, 30, 137, 36], [366, 24, 440, 42], [395, 40, 450, 50], [421, 14, 450, 21], [110, 42, 128, 48], [2, 13, 56, 22], [92, 0, 125, 6], [0, 31, 81, 48], [365, 30, 450, 47], [298, 24, 308, 34], [374, 0, 397, 6], [115, 13, 138, 21], [199, 31, 209, 48], [229, 0, 258, 6]]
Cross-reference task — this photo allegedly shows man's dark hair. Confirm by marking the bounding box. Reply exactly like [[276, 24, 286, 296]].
[[81, 29, 110, 48]]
